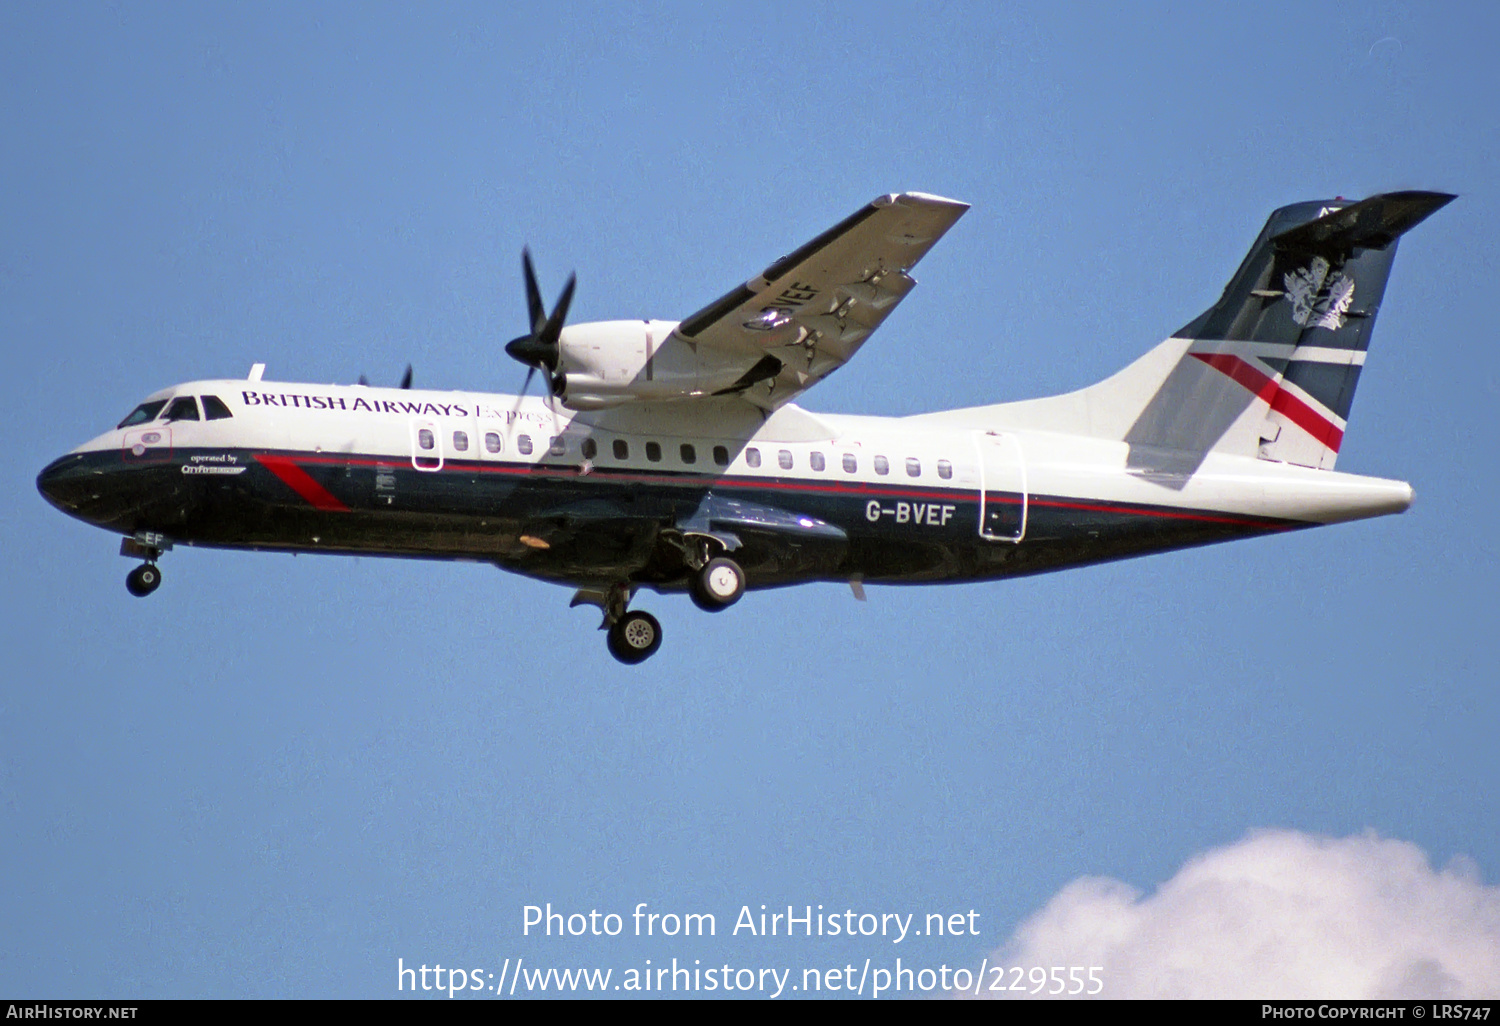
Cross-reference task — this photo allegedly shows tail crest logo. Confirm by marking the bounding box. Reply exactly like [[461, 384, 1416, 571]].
[[1284, 256, 1355, 330]]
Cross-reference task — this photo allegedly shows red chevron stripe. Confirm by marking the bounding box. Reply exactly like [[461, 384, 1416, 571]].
[[1190, 352, 1344, 452], [255, 454, 349, 511]]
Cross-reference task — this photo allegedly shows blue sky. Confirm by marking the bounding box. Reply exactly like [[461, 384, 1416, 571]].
[[3, 2, 1497, 998]]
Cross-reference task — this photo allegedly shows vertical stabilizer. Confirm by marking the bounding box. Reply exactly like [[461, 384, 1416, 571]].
[[1136, 191, 1454, 470], [907, 192, 1453, 477]]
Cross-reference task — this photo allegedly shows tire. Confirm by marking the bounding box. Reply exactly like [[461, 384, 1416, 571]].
[[689, 557, 745, 612], [126, 564, 161, 597], [607, 610, 662, 664]]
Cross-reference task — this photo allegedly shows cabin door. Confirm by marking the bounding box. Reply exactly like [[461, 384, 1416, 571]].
[[974, 431, 1028, 542], [410, 419, 444, 471]]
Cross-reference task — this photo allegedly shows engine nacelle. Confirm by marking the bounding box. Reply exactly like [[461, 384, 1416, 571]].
[[553, 320, 776, 409]]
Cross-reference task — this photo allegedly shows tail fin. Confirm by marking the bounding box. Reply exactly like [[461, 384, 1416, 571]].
[[1126, 191, 1454, 470]]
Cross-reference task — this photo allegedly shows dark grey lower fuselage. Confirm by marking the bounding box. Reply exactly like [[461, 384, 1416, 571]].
[[38, 444, 1297, 595]]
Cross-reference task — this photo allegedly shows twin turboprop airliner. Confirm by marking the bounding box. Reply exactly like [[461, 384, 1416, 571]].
[[37, 190, 1452, 663]]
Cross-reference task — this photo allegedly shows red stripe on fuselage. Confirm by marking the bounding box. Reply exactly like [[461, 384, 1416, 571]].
[[1190, 352, 1344, 451], [254, 454, 349, 511], [1025, 496, 1293, 530], [258, 450, 1290, 530]]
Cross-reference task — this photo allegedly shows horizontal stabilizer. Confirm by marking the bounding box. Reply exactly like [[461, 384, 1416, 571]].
[[1272, 191, 1455, 255]]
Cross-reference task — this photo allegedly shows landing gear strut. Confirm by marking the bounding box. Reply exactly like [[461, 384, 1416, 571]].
[[125, 563, 161, 597]]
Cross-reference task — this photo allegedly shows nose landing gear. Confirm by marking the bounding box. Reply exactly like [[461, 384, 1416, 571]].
[[125, 563, 161, 597], [120, 532, 171, 598]]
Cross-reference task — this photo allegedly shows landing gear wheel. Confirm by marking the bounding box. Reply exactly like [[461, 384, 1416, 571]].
[[126, 563, 161, 597], [689, 557, 745, 612], [607, 610, 662, 665]]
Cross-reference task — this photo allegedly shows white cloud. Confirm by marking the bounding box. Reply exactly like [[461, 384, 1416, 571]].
[[975, 829, 1500, 999]]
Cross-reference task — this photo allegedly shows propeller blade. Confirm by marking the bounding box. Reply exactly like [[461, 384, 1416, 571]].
[[538, 273, 576, 351], [542, 382, 561, 435], [522, 248, 546, 335], [508, 251, 575, 421], [512, 366, 536, 417], [399, 364, 413, 390]]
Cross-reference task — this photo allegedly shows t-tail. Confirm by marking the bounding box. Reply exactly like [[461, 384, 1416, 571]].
[[933, 191, 1455, 478], [1125, 191, 1455, 471]]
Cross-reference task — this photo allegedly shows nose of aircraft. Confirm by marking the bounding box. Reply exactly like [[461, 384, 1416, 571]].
[[36, 453, 83, 512], [38, 446, 182, 533]]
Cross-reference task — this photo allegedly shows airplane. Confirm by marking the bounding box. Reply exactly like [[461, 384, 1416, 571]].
[[37, 189, 1452, 664]]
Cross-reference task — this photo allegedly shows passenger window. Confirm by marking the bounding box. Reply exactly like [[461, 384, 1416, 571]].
[[418, 429, 435, 450], [680, 444, 696, 464], [452, 431, 469, 452], [646, 441, 662, 462], [778, 450, 793, 470], [518, 434, 533, 455], [550, 436, 566, 456], [906, 457, 921, 477], [485, 432, 502, 454], [842, 453, 857, 473], [201, 395, 233, 420], [117, 400, 168, 428], [874, 455, 889, 475], [164, 396, 200, 422], [810, 452, 825, 472], [613, 439, 629, 460], [937, 459, 953, 480], [713, 445, 729, 466], [582, 438, 598, 460], [745, 447, 761, 468]]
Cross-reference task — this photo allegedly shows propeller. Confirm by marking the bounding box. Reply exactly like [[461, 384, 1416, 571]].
[[505, 249, 574, 430], [357, 364, 414, 389]]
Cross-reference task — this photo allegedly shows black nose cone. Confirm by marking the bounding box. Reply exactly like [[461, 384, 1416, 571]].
[[37, 453, 82, 511]]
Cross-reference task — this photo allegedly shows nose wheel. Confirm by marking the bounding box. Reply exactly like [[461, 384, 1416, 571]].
[[125, 563, 162, 597], [607, 610, 662, 665]]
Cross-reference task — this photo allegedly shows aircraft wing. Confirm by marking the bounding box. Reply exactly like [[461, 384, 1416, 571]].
[[672, 192, 969, 408]]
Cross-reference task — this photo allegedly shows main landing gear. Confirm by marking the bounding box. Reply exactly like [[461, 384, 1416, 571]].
[[585, 583, 663, 665], [607, 610, 663, 665], [689, 557, 745, 613], [579, 556, 748, 665]]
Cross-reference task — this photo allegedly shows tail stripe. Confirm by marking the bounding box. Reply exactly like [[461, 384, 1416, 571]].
[[1190, 352, 1345, 452]]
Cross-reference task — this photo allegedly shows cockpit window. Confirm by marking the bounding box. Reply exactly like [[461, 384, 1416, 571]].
[[117, 400, 168, 428], [201, 395, 233, 420], [163, 396, 200, 422]]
